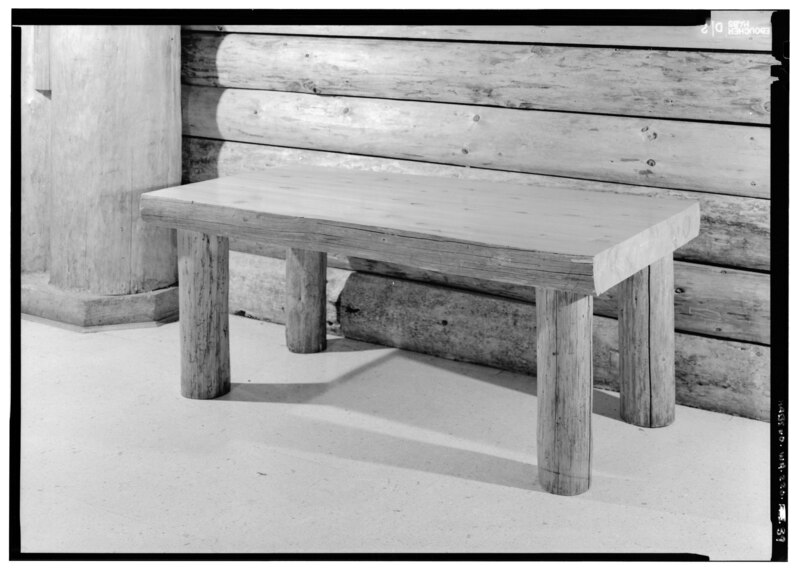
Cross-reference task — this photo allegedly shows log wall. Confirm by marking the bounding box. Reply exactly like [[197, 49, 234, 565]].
[[180, 14, 775, 420]]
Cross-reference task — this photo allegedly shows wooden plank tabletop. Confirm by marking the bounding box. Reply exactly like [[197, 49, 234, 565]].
[[141, 166, 699, 295]]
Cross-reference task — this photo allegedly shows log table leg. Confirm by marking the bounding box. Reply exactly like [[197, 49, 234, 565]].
[[178, 230, 230, 399], [618, 256, 676, 428], [536, 288, 593, 496], [285, 248, 328, 353]]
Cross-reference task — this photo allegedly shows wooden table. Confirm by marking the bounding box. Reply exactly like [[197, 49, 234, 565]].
[[141, 165, 700, 496]]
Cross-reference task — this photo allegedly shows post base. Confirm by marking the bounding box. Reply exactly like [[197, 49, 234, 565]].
[[21, 272, 178, 328]]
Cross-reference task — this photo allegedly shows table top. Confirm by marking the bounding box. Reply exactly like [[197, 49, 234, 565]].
[[141, 165, 700, 295]]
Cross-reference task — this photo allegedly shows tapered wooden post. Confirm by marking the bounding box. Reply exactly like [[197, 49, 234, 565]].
[[618, 256, 676, 427], [22, 25, 181, 327], [178, 230, 230, 399], [285, 248, 327, 353], [21, 26, 51, 273], [48, 26, 180, 294], [536, 288, 593, 496]]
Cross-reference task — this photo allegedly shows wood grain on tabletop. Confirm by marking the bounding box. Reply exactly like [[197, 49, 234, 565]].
[[183, 138, 771, 272], [142, 166, 700, 295]]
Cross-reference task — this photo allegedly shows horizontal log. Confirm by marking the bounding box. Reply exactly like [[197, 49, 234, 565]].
[[345, 259, 770, 346], [183, 137, 770, 271], [594, 310, 769, 423], [223, 255, 769, 420], [228, 244, 769, 345], [182, 86, 770, 198], [338, 273, 770, 421], [182, 32, 774, 124], [184, 12, 774, 51], [599, 262, 768, 345]]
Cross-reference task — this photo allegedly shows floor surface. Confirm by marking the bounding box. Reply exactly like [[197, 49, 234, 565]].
[[19, 315, 772, 557]]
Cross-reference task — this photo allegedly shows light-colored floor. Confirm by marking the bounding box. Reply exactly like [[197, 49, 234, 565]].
[[20, 314, 771, 557]]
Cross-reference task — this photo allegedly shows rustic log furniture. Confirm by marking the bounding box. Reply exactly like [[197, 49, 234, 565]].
[[141, 165, 700, 496]]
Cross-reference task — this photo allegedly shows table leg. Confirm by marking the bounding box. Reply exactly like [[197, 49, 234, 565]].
[[536, 288, 593, 496], [178, 229, 230, 399], [618, 256, 676, 427], [285, 248, 327, 353]]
